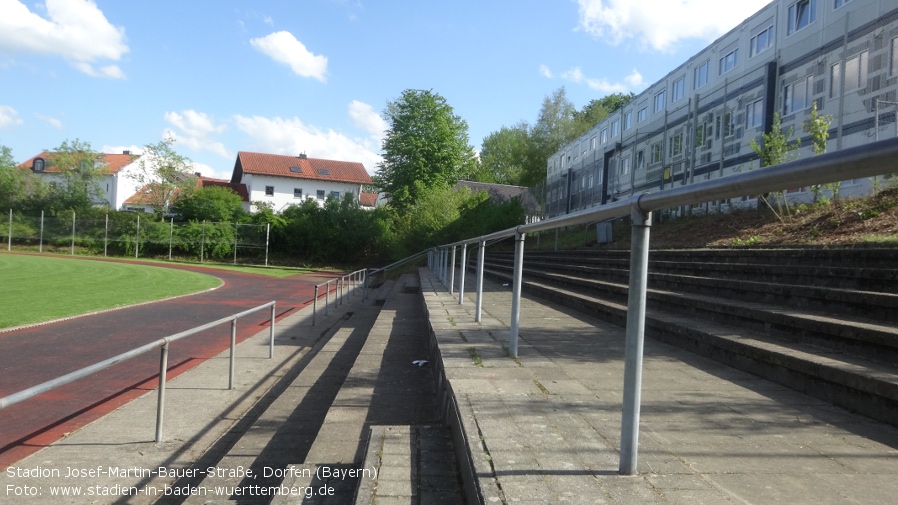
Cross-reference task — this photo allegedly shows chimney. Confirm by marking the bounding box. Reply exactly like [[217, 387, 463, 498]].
[[298, 152, 307, 159], [123, 150, 131, 155], [195, 172, 202, 177]]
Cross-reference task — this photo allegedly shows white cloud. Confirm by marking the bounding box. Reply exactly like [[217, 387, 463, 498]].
[[576, 0, 771, 52], [34, 112, 63, 129], [0, 0, 128, 78], [539, 64, 553, 78], [233, 114, 381, 173], [250, 31, 327, 82], [0, 105, 23, 128], [163, 110, 231, 159], [348, 100, 388, 138], [554, 66, 644, 94]]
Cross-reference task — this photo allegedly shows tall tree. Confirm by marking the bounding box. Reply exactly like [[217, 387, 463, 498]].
[[573, 92, 635, 136], [46, 139, 106, 213], [479, 122, 531, 185], [176, 185, 245, 222], [129, 136, 196, 218], [375, 89, 478, 211], [0, 144, 27, 209]]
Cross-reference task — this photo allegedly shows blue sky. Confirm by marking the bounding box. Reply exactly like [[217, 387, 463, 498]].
[[0, 0, 771, 180]]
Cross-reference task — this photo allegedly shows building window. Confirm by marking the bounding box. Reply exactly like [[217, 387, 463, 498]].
[[317, 169, 330, 175], [784, 75, 813, 115], [654, 91, 666, 113], [623, 110, 633, 130], [611, 119, 620, 137], [265, 186, 274, 196], [831, 51, 868, 98], [750, 26, 774, 57], [787, 0, 816, 36], [834, 0, 852, 9], [637, 107, 647, 122], [694, 61, 709, 89], [620, 156, 631, 176], [589, 136, 597, 150], [636, 150, 645, 170], [600, 128, 608, 144], [289, 166, 303, 173], [316, 190, 325, 199], [719, 49, 738, 75], [32, 158, 45, 172], [331, 191, 341, 200], [294, 188, 303, 198], [672, 77, 685, 102], [669, 132, 684, 157], [695, 121, 709, 148], [746, 99, 764, 129], [716, 110, 735, 138], [651, 142, 663, 164]]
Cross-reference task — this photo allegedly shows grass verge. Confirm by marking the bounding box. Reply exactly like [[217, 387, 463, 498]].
[[0, 254, 221, 329]]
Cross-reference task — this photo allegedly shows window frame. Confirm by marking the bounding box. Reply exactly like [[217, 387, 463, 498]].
[[784, 75, 813, 115], [719, 49, 738, 75], [623, 110, 633, 130], [611, 119, 621, 137], [264, 185, 275, 197], [293, 188, 303, 199], [672, 76, 686, 102], [650, 142, 663, 164], [694, 60, 710, 89], [637, 107, 647, 123], [620, 156, 631, 176], [787, 0, 816, 36], [654, 90, 666, 113], [746, 99, 765, 129], [750, 25, 775, 58], [669, 132, 684, 157]]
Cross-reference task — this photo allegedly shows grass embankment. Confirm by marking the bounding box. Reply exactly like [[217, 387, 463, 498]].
[[0, 255, 222, 329]]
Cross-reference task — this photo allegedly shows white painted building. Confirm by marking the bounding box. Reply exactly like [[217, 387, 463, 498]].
[[230, 151, 373, 213], [18, 151, 141, 210]]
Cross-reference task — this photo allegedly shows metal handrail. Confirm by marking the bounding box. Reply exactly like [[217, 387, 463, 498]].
[[0, 301, 276, 442], [312, 268, 367, 325], [424, 136, 898, 476]]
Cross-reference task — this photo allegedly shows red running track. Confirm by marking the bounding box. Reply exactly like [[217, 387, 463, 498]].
[[0, 260, 346, 468]]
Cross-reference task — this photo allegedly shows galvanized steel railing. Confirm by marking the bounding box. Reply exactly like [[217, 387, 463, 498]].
[[312, 268, 367, 325], [425, 136, 898, 475], [0, 301, 276, 442]]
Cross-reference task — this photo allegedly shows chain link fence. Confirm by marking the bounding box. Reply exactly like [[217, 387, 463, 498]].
[[1, 210, 270, 265]]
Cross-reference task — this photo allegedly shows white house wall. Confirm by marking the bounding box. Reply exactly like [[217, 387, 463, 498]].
[[245, 173, 363, 213]]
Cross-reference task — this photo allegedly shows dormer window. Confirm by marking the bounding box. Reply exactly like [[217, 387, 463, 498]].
[[32, 158, 45, 172], [317, 168, 330, 175], [290, 166, 303, 173]]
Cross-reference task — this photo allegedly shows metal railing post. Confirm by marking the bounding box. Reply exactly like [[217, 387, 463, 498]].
[[313, 285, 319, 325], [475, 240, 485, 323], [228, 319, 237, 390], [508, 232, 526, 358], [449, 245, 457, 295], [39, 210, 44, 253], [71, 211, 75, 255], [269, 304, 276, 359], [7, 209, 11, 251], [619, 206, 652, 475], [458, 244, 467, 305], [155, 342, 169, 442]]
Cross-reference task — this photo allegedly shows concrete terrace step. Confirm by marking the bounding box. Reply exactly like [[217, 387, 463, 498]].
[[487, 246, 898, 423]]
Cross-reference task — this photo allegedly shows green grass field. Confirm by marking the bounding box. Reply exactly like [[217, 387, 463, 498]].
[[0, 254, 222, 329]]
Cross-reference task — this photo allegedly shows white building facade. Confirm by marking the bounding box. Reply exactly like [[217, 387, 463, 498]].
[[547, 0, 898, 217]]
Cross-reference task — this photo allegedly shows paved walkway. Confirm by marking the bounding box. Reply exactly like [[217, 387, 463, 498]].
[[421, 267, 898, 504]]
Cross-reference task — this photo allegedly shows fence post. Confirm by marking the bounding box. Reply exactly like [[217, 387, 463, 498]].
[[475, 240, 485, 323], [229, 319, 237, 390], [269, 304, 275, 359], [200, 220, 206, 263], [508, 232, 526, 358], [104, 214, 108, 257], [135, 214, 140, 259], [7, 209, 11, 252], [619, 206, 653, 475], [449, 245, 456, 295], [233, 221, 238, 265], [168, 218, 174, 261], [155, 342, 169, 442], [39, 210, 44, 253], [265, 223, 270, 267], [325, 281, 330, 316], [313, 285, 319, 326], [458, 244, 467, 305], [71, 211, 75, 255]]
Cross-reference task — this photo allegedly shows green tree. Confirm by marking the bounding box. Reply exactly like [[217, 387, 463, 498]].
[[750, 113, 800, 220], [176, 185, 246, 222], [45, 139, 106, 214], [375, 89, 477, 211], [573, 92, 635, 135], [479, 123, 531, 185], [129, 136, 196, 219], [0, 144, 28, 209], [802, 102, 840, 200]]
